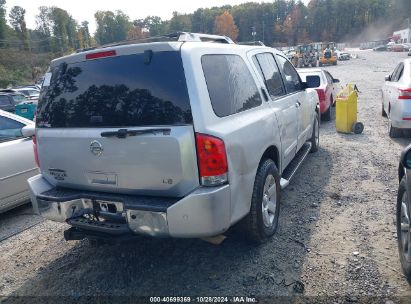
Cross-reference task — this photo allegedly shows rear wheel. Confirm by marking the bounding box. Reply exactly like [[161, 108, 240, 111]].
[[397, 178, 411, 283], [382, 103, 387, 117], [322, 104, 332, 121], [310, 113, 320, 153], [242, 159, 280, 244]]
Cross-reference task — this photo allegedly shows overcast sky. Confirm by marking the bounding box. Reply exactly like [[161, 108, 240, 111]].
[[4, 0, 306, 34]]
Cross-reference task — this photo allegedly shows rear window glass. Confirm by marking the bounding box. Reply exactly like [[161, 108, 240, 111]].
[[202, 54, 262, 117], [36, 51, 192, 128], [299, 72, 323, 83]]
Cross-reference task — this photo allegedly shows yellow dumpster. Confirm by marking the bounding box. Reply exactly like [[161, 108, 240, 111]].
[[336, 84, 364, 134]]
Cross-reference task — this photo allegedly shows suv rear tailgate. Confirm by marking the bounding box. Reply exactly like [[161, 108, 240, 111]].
[[36, 48, 200, 197]]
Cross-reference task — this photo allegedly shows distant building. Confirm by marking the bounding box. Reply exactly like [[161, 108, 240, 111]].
[[393, 28, 411, 43]]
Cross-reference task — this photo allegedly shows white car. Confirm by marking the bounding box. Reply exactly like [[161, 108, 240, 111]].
[[335, 50, 350, 61], [0, 110, 38, 213], [382, 58, 411, 138]]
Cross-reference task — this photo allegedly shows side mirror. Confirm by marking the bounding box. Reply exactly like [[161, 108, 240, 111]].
[[333, 78, 340, 83], [401, 145, 411, 169], [21, 124, 35, 137], [305, 75, 321, 88], [385, 75, 391, 82]]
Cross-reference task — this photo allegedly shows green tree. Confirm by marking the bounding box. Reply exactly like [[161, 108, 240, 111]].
[[9, 6, 28, 50], [95, 10, 131, 44], [169, 11, 192, 32], [0, 0, 6, 45]]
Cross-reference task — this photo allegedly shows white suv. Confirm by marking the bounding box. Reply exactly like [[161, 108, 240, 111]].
[[27, 33, 320, 243]]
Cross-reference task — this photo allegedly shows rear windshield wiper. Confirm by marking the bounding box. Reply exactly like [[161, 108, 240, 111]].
[[100, 128, 171, 138]]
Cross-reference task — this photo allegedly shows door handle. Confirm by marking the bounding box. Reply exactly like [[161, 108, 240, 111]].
[[295, 101, 301, 108]]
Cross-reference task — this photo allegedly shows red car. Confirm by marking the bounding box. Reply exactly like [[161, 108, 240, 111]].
[[298, 69, 340, 121]]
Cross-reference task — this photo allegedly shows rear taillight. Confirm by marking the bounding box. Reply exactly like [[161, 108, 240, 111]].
[[399, 89, 411, 99], [33, 134, 40, 167], [195, 133, 228, 187], [86, 50, 116, 60], [315, 89, 326, 102]]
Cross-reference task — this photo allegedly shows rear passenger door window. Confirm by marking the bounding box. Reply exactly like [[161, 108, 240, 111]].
[[252, 53, 285, 99], [202, 54, 262, 117], [275, 55, 304, 94]]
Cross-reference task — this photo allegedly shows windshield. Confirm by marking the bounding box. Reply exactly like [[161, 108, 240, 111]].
[[11, 95, 28, 103]]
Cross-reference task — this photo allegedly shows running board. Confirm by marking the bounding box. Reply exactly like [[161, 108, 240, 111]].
[[280, 142, 312, 189]]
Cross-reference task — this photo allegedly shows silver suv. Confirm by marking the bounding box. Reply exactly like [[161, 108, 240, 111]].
[[28, 33, 320, 243]]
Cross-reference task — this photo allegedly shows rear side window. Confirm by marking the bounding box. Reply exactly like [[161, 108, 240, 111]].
[[36, 51, 192, 128], [202, 54, 262, 117], [252, 53, 285, 98]]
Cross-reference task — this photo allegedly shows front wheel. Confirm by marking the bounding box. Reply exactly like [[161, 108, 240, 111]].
[[397, 178, 411, 283], [242, 159, 281, 244], [310, 112, 320, 153]]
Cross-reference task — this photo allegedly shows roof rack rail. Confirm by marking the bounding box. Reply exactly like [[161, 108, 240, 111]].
[[75, 32, 235, 53], [166, 32, 235, 44], [237, 41, 266, 46]]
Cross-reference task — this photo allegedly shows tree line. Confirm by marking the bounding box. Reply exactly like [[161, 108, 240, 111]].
[[0, 0, 410, 86], [0, 0, 410, 54]]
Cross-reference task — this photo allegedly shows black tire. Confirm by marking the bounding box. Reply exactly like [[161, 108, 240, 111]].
[[310, 112, 320, 153], [352, 122, 364, 134], [389, 121, 402, 138], [382, 103, 387, 117], [397, 178, 411, 283], [242, 159, 281, 244], [322, 104, 332, 121]]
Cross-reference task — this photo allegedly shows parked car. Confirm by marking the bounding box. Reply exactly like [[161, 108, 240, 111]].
[[0, 91, 28, 112], [335, 50, 350, 60], [28, 32, 320, 244], [298, 68, 340, 121], [0, 110, 38, 213], [391, 44, 410, 52], [382, 58, 411, 137], [373, 45, 388, 52], [396, 144, 411, 283]]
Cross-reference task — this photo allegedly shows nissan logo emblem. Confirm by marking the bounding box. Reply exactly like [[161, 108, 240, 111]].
[[90, 140, 104, 156]]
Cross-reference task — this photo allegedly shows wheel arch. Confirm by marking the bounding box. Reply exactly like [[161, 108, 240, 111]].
[[260, 145, 280, 171]]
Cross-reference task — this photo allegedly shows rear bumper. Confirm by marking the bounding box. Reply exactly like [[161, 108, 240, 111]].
[[28, 175, 231, 238]]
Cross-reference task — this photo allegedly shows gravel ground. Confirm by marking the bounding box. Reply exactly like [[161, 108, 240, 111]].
[[1, 50, 411, 303]]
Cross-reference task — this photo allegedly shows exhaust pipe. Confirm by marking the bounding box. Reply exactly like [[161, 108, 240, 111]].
[[64, 227, 86, 241]]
